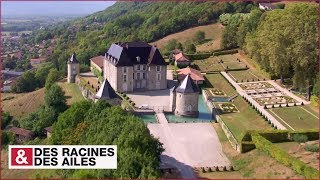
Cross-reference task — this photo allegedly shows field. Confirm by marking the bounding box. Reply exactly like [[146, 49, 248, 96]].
[[267, 105, 318, 130], [205, 73, 272, 141], [217, 54, 248, 70], [1, 81, 84, 118], [192, 56, 223, 72], [1, 88, 45, 118], [196, 124, 303, 179], [57, 81, 84, 105], [151, 23, 224, 52]]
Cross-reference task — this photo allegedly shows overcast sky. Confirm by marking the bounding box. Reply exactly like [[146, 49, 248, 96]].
[[2, 1, 115, 16]]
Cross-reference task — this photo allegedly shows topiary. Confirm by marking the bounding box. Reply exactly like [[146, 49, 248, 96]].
[[292, 134, 308, 143]]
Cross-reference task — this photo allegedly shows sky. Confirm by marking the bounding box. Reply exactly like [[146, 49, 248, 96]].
[[1, 1, 116, 16]]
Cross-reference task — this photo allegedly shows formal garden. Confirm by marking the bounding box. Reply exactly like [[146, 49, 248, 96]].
[[218, 103, 239, 113], [216, 54, 248, 70], [228, 70, 264, 82], [204, 88, 227, 97], [192, 56, 223, 72], [253, 94, 297, 106]]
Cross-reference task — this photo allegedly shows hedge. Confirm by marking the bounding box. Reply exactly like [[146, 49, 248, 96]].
[[241, 130, 290, 143], [252, 134, 319, 179], [185, 53, 212, 60], [213, 49, 238, 56], [241, 141, 256, 153], [288, 129, 319, 141]]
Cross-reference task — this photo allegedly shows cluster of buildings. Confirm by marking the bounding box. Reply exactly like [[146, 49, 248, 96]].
[[68, 41, 205, 117]]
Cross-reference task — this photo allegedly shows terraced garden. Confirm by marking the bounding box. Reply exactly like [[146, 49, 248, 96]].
[[205, 73, 272, 142], [228, 70, 265, 82], [267, 105, 318, 130], [192, 56, 223, 72], [217, 54, 248, 70]]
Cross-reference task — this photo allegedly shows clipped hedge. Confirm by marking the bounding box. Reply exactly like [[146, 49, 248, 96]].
[[252, 134, 319, 179], [288, 129, 319, 141], [241, 130, 290, 143], [185, 53, 212, 60], [241, 141, 256, 153], [213, 49, 238, 56]]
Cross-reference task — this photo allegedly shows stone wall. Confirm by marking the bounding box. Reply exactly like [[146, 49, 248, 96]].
[[202, 89, 240, 152], [75, 75, 95, 101]]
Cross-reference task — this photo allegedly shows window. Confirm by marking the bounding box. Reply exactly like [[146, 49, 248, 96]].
[[156, 66, 161, 71], [137, 65, 140, 71], [137, 73, 140, 80], [133, 73, 135, 80], [157, 73, 161, 81], [73, 66, 76, 70], [123, 67, 127, 73], [123, 75, 127, 82], [142, 73, 146, 79], [142, 65, 146, 70]]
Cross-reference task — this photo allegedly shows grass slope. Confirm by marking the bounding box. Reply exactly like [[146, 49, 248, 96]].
[[151, 23, 224, 52], [1, 88, 45, 118]]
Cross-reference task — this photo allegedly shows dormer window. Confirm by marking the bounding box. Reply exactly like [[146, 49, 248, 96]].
[[136, 56, 141, 63]]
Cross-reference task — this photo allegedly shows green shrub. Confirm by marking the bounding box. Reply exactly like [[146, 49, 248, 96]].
[[289, 129, 319, 141], [292, 134, 308, 143], [304, 144, 319, 152], [241, 141, 256, 153]]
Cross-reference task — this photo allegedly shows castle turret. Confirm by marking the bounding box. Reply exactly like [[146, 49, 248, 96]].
[[174, 74, 199, 117], [67, 53, 80, 83]]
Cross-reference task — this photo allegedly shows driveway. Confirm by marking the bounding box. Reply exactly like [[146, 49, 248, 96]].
[[148, 122, 230, 178]]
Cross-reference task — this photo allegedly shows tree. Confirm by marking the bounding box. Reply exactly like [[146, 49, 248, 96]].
[[35, 63, 55, 87], [1, 131, 15, 147], [11, 71, 39, 93], [45, 68, 61, 90], [184, 41, 196, 53], [50, 101, 163, 178], [1, 112, 12, 129], [194, 31, 205, 44], [45, 84, 67, 113]]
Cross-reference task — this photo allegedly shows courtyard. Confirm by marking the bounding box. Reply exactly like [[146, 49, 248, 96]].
[[148, 122, 230, 178]]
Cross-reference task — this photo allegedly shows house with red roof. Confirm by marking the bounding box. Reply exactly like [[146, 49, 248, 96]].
[[30, 57, 46, 65], [174, 52, 190, 68], [7, 126, 34, 142], [176, 67, 205, 85], [90, 55, 104, 73]]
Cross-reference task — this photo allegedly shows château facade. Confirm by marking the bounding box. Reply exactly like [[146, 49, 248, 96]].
[[104, 42, 167, 92]]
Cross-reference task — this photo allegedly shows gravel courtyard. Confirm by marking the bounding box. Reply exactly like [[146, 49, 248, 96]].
[[148, 122, 230, 178]]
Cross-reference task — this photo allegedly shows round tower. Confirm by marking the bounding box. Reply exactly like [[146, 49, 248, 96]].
[[174, 74, 199, 117], [67, 53, 80, 83]]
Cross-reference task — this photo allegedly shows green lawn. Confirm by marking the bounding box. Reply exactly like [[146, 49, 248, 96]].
[[267, 106, 318, 130], [192, 56, 223, 72], [228, 70, 265, 82], [204, 73, 236, 95], [58, 82, 84, 105], [205, 73, 272, 141], [217, 54, 247, 70]]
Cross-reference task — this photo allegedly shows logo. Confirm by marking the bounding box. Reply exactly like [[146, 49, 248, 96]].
[[9, 145, 117, 169], [11, 148, 33, 166]]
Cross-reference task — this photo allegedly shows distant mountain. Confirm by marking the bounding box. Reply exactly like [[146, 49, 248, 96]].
[[1, 1, 115, 16]]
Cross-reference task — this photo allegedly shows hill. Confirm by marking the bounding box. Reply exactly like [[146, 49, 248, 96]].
[[31, 1, 255, 73], [151, 23, 224, 52]]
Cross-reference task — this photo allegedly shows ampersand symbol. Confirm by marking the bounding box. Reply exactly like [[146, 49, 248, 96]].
[[15, 149, 28, 164]]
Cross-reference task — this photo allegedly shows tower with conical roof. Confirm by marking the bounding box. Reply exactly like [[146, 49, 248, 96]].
[[95, 79, 122, 105], [67, 53, 80, 83], [173, 74, 199, 117]]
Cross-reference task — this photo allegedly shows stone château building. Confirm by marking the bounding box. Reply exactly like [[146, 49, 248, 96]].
[[170, 74, 199, 117], [104, 42, 167, 92]]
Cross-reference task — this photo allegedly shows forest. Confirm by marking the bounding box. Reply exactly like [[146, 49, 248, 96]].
[[220, 3, 318, 93], [29, 1, 255, 74]]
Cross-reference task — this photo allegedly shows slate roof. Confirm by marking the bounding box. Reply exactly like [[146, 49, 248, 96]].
[[95, 79, 119, 100], [175, 74, 199, 94], [106, 41, 166, 67], [67, 53, 79, 64]]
